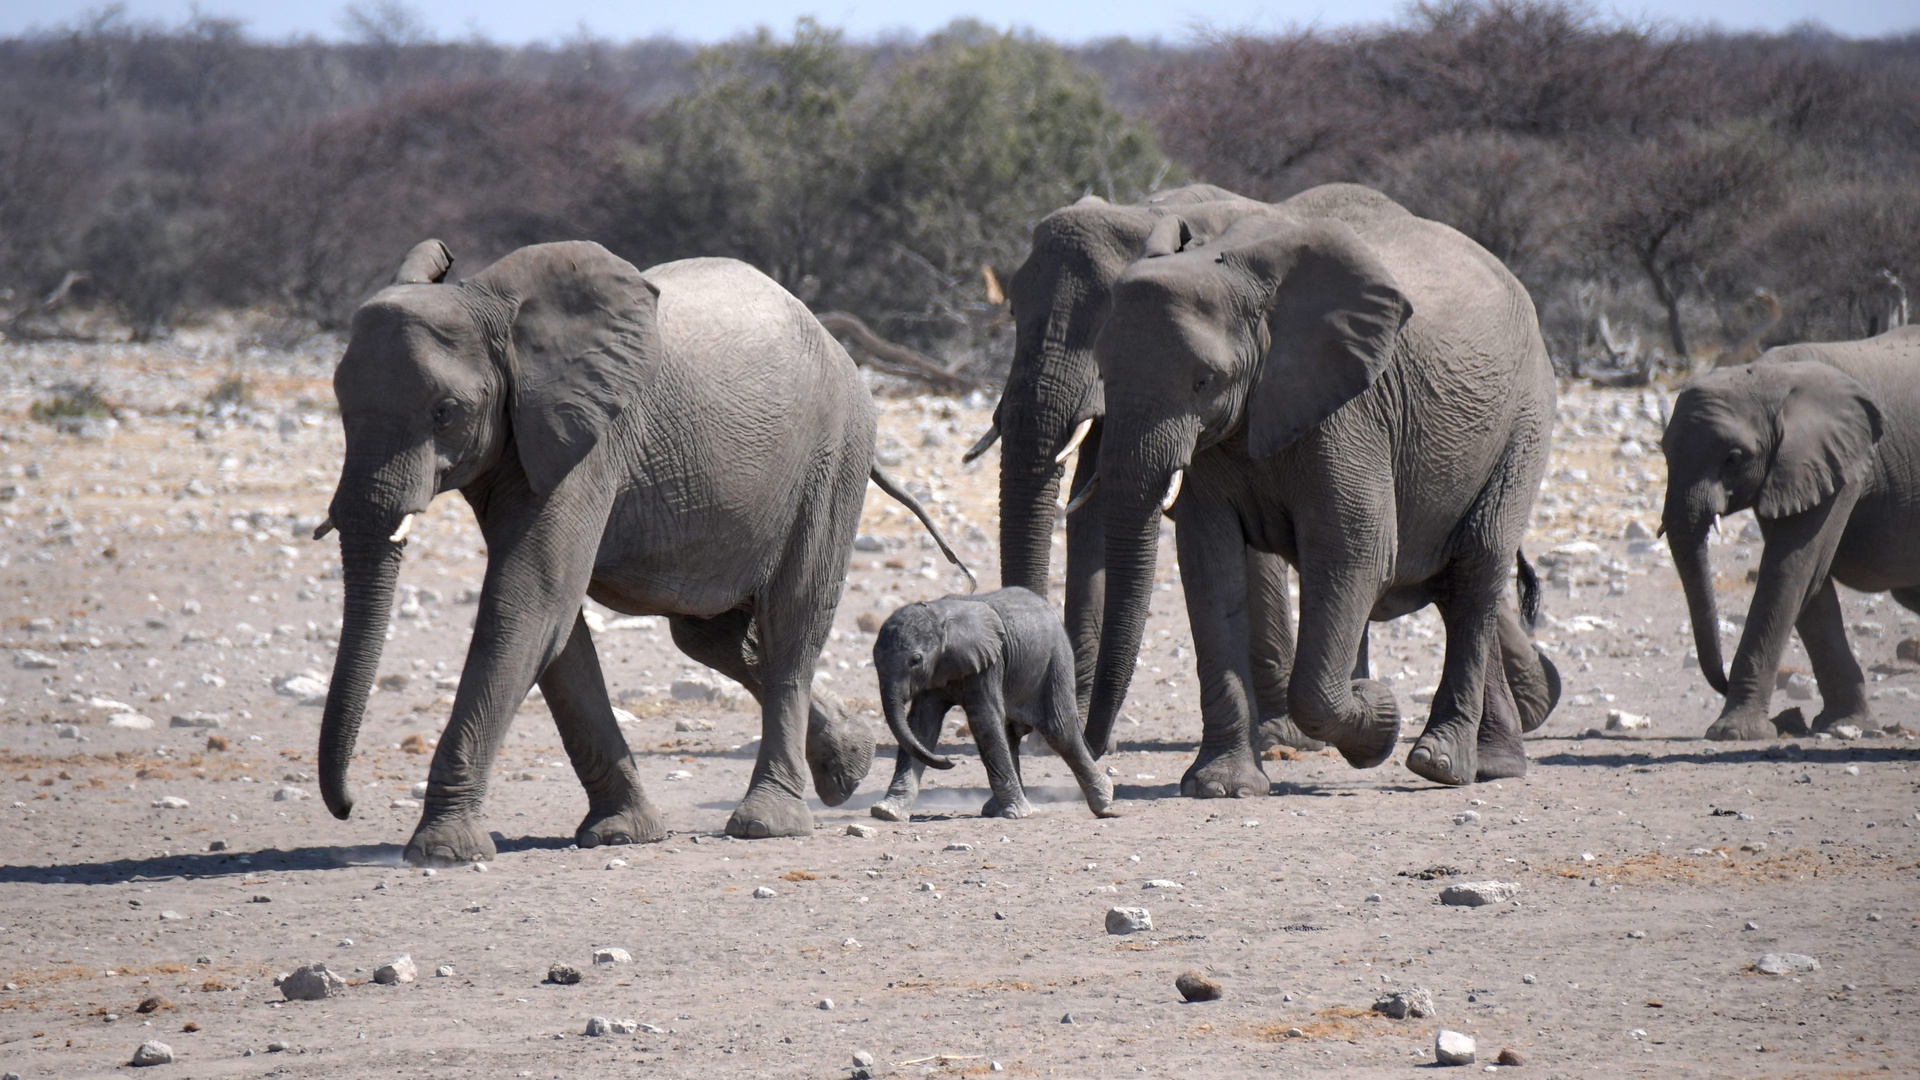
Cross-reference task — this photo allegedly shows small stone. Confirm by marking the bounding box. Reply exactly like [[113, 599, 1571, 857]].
[[108, 712, 156, 730], [753, 886, 777, 899], [944, 842, 973, 852], [207, 840, 228, 852], [1106, 906, 1153, 934], [411, 781, 428, 799], [1436, 1029, 1476, 1066], [435, 965, 454, 978], [169, 712, 224, 729], [604, 859, 627, 870], [280, 963, 348, 1001], [845, 823, 877, 838], [1175, 972, 1222, 1001], [136, 995, 168, 1013], [274, 786, 310, 802], [584, 1016, 611, 1037], [592, 948, 632, 965], [56, 724, 80, 739], [1745, 921, 1760, 931], [1522, 973, 1537, 984], [1454, 810, 1481, 825], [1755, 953, 1820, 975], [1845, 764, 1861, 776], [13, 649, 61, 670], [1373, 986, 1436, 1019], [1439, 881, 1520, 907], [1741, 841, 1768, 853], [1285, 1027, 1305, 1038], [151, 796, 190, 810], [1365, 892, 1383, 902], [1060, 1012, 1075, 1024], [373, 954, 416, 985], [1868, 912, 1884, 922], [817, 997, 835, 1010], [546, 964, 583, 985], [853, 1050, 876, 1067], [159, 910, 183, 921], [673, 717, 715, 732], [130, 1039, 173, 1066], [1142, 879, 1183, 889], [1606, 709, 1651, 731], [1495, 1048, 1525, 1066], [1833, 725, 1864, 741]]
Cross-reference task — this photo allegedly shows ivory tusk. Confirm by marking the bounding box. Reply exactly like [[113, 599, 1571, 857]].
[[1063, 474, 1101, 515], [312, 516, 334, 541], [1159, 470, 1184, 514], [1054, 417, 1094, 464], [961, 422, 1001, 464], [388, 514, 414, 543]]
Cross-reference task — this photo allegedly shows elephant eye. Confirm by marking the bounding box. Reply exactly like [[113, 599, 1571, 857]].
[[432, 400, 459, 432], [1191, 374, 1213, 393], [1724, 447, 1748, 467], [910, 652, 924, 667]]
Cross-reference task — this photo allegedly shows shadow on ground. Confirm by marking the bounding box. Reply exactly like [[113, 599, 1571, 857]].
[[0, 833, 579, 885]]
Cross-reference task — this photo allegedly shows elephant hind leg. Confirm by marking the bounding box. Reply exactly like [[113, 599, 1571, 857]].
[[1497, 606, 1559, 733], [1474, 639, 1527, 781], [1797, 578, 1874, 733], [1248, 550, 1323, 753], [544, 612, 664, 848]]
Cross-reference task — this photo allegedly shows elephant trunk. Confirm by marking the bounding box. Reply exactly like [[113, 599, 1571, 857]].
[[318, 532, 407, 820], [998, 435, 1066, 595], [1669, 525, 1730, 696], [882, 681, 952, 770]]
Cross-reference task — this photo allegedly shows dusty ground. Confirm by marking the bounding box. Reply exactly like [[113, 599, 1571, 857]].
[[0, 332, 1915, 1079]]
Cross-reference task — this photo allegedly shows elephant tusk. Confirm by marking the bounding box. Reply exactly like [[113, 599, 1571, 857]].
[[961, 422, 1001, 464], [1655, 522, 1666, 539], [388, 514, 414, 543], [1054, 417, 1093, 464], [1063, 474, 1101, 515], [312, 516, 334, 541], [1159, 470, 1184, 514]]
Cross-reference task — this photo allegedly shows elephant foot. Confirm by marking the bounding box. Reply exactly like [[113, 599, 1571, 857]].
[[1084, 772, 1121, 818], [1705, 704, 1782, 741], [404, 814, 497, 867], [806, 689, 876, 808], [1772, 707, 1811, 738], [1180, 747, 1269, 799], [869, 796, 913, 822], [1407, 716, 1477, 787], [1810, 703, 1873, 734], [1516, 646, 1560, 733], [982, 793, 1035, 819], [1329, 680, 1401, 771], [576, 795, 666, 848], [1252, 713, 1326, 754], [725, 786, 813, 839], [1473, 722, 1528, 781]]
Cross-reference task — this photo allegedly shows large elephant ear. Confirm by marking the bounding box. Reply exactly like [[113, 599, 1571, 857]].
[[1233, 219, 1410, 459], [1755, 359, 1884, 519], [393, 239, 452, 284], [473, 241, 662, 496], [934, 600, 1004, 682]]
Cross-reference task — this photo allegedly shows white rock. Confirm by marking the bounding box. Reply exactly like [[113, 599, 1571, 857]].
[[274, 786, 310, 802], [664, 770, 692, 781], [592, 948, 632, 965], [280, 963, 348, 1000], [845, 824, 877, 838], [610, 707, 641, 727], [1832, 725, 1863, 741], [817, 997, 835, 1010], [1435, 1029, 1476, 1065], [390, 798, 419, 809], [1622, 519, 1654, 541], [1438, 881, 1520, 907], [1606, 710, 1651, 731], [411, 781, 428, 799], [674, 717, 716, 732], [130, 1039, 173, 1066], [1755, 953, 1820, 975], [108, 713, 155, 730], [151, 796, 190, 809], [435, 965, 454, 978], [753, 886, 777, 898], [1142, 879, 1183, 889], [584, 1016, 612, 1037], [604, 859, 627, 870], [1105, 907, 1153, 934], [608, 1018, 638, 1034], [1454, 811, 1481, 825], [1372, 986, 1435, 1019], [196, 673, 225, 688], [169, 712, 224, 729], [272, 672, 328, 705], [373, 954, 416, 984], [13, 649, 61, 670], [944, 842, 973, 852]]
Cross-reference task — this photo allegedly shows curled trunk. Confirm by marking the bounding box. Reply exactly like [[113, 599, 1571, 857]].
[[883, 684, 951, 770], [1670, 528, 1731, 695], [318, 532, 406, 819]]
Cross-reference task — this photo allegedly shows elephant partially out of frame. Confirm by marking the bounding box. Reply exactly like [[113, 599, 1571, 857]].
[[1662, 326, 1920, 739], [317, 239, 957, 863]]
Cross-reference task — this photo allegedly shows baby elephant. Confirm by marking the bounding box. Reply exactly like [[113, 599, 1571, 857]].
[[871, 587, 1116, 820]]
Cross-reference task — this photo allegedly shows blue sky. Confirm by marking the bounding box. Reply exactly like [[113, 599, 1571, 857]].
[[0, 0, 1912, 42]]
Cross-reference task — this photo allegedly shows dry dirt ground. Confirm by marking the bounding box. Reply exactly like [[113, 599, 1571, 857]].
[[0, 333, 1914, 1079]]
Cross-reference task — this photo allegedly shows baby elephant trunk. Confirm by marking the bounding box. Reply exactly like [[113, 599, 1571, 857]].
[[882, 684, 953, 770]]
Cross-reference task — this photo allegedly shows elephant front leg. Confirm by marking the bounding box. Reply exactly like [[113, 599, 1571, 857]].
[[1174, 509, 1271, 798], [872, 696, 949, 822], [1407, 600, 1499, 788], [728, 676, 816, 838], [1797, 578, 1874, 734], [541, 612, 664, 848]]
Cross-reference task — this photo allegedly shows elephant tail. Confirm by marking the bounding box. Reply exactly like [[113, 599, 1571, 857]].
[[1515, 549, 1542, 633], [870, 463, 977, 591]]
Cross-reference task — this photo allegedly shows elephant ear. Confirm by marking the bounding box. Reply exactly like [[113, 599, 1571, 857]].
[[934, 601, 1004, 682], [1234, 219, 1410, 459], [474, 241, 662, 496], [1756, 359, 1884, 519], [393, 239, 452, 285]]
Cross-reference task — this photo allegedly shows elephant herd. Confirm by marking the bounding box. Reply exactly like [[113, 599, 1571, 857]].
[[309, 183, 1920, 865]]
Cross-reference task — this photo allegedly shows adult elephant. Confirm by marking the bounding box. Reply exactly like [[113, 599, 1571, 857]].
[[316, 239, 941, 863], [981, 183, 1334, 772], [1083, 197, 1557, 790], [1661, 326, 1920, 739]]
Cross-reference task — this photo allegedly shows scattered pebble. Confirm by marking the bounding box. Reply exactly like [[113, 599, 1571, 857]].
[[150, 796, 189, 810], [592, 948, 632, 965], [546, 964, 583, 985], [1522, 974, 1537, 984], [1845, 765, 1861, 776], [435, 965, 454, 978], [1606, 709, 1651, 731], [944, 842, 973, 852], [1142, 879, 1183, 889], [583, 1016, 612, 1037], [604, 859, 627, 870], [1175, 972, 1222, 1001], [1745, 922, 1760, 931], [1495, 1048, 1526, 1066], [853, 1050, 875, 1067], [374, 954, 416, 985], [845, 823, 877, 838], [1105, 907, 1153, 934], [1285, 1027, 1305, 1038], [1436, 1029, 1476, 1066], [1755, 953, 1820, 975], [1438, 881, 1520, 907], [1373, 986, 1436, 1019], [130, 1039, 173, 1067], [1627, 930, 1647, 939], [753, 886, 777, 899], [817, 997, 835, 1010], [1365, 893, 1382, 902], [1060, 1012, 1075, 1024], [1454, 811, 1481, 826], [280, 963, 348, 1001], [274, 786, 310, 802]]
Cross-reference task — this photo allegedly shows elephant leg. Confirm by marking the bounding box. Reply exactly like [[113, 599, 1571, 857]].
[[1892, 587, 1920, 616], [1248, 550, 1321, 754], [1036, 662, 1117, 818], [966, 687, 1035, 820], [1063, 423, 1107, 719], [1712, 490, 1858, 740], [871, 695, 949, 822], [1407, 587, 1502, 788], [1797, 577, 1875, 733], [1473, 637, 1528, 781], [1174, 504, 1272, 798], [541, 611, 664, 848], [1287, 548, 1401, 773], [1497, 606, 1560, 733]]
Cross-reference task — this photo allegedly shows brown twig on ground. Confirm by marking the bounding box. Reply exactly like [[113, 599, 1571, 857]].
[[815, 311, 981, 394]]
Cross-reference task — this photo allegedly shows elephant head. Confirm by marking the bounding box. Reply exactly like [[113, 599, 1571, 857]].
[[1082, 214, 1410, 754], [872, 599, 1003, 769], [1659, 358, 1883, 695], [318, 239, 661, 820]]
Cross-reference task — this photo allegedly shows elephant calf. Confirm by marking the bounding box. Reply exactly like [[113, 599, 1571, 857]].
[[871, 588, 1117, 820]]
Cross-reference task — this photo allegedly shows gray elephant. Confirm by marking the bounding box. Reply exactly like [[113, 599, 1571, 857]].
[[869, 587, 1116, 820], [316, 239, 960, 863], [1082, 196, 1558, 790], [1661, 326, 1920, 739], [979, 183, 1335, 774]]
